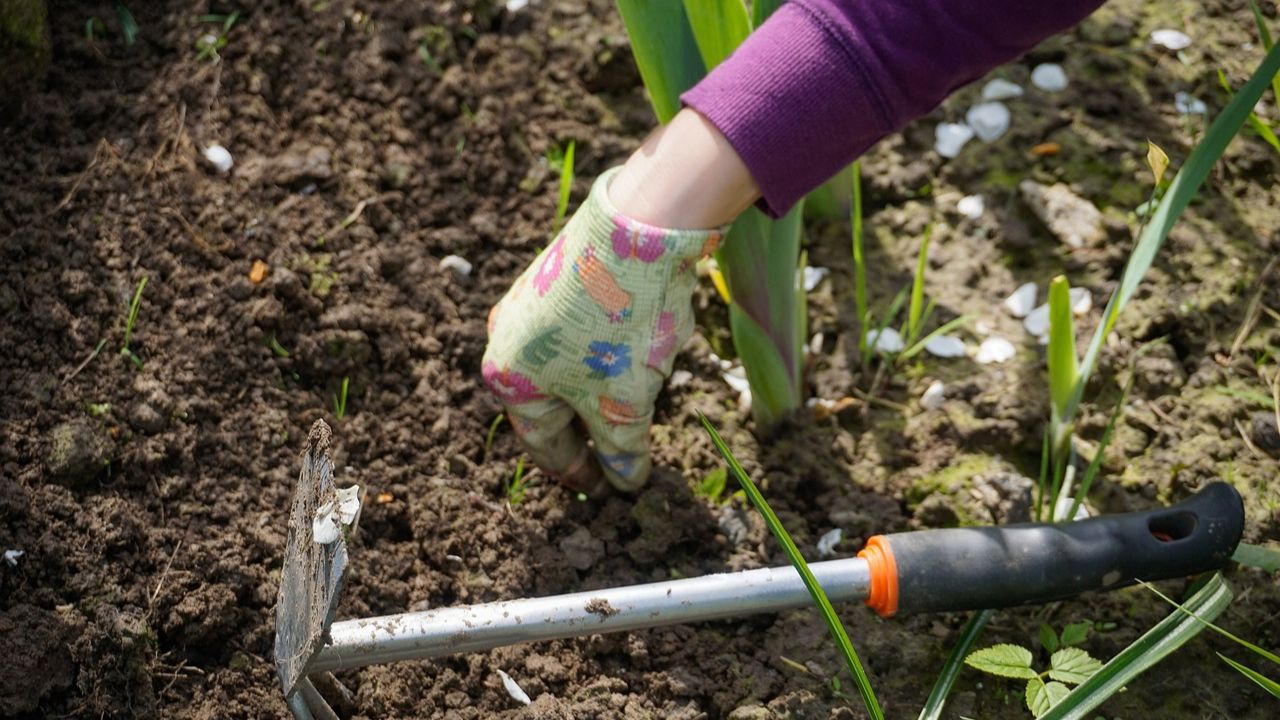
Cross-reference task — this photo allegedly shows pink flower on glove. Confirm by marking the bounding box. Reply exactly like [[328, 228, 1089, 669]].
[[611, 215, 666, 263], [533, 234, 567, 296], [482, 362, 546, 405]]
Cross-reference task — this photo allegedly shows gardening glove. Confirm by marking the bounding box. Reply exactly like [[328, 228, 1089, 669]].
[[482, 167, 724, 494]]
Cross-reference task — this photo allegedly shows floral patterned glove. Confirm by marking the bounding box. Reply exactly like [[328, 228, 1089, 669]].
[[482, 167, 723, 493]]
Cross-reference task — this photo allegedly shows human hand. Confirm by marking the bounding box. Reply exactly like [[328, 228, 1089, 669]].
[[482, 166, 723, 494]]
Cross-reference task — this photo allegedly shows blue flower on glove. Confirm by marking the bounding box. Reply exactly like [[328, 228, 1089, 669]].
[[584, 341, 631, 379]]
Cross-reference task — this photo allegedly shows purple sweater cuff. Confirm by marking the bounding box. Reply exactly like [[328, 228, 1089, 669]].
[[682, 0, 1105, 218]]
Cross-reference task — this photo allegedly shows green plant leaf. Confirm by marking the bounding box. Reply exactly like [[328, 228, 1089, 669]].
[[553, 141, 575, 231], [1048, 647, 1103, 684], [900, 314, 973, 361], [965, 644, 1037, 679], [1065, 372, 1130, 520], [918, 609, 995, 720], [1047, 276, 1078, 441], [698, 413, 883, 720], [905, 225, 933, 344], [728, 303, 800, 428], [1026, 677, 1071, 718], [751, 0, 784, 26], [1217, 69, 1280, 154], [1218, 654, 1280, 698], [1248, 0, 1280, 111], [1140, 580, 1280, 665], [1040, 573, 1233, 720], [681, 0, 750, 71], [851, 161, 868, 362], [1069, 42, 1280, 428], [1061, 621, 1091, 647], [1040, 624, 1060, 653], [614, 1, 705, 123], [1233, 542, 1280, 572], [696, 467, 727, 502]]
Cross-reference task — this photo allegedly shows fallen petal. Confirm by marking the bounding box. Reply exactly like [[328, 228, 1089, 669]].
[[981, 78, 1024, 101], [975, 336, 1015, 364], [440, 254, 473, 279], [1174, 91, 1207, 115], [496, 669, 533, 705], [803, 266, 829, 292], [920, 380, 945, 410], [816, 528, 843, 558], [966, 102, 1011, 142], [1068, 287, 1092, 315], [1151, 29, 1192, 50], [336, 485, 362, 524], [669, 370, 693, 388], [869, 326, 904, 354], [1030, 63, 1068, 92], [1023, 303, 1050, 336], [1003, 282, 1037, 318], [935, 122, 975, 158], [203, 144, 234, 173], [924, 334, 967, 358], [2, 549, 23, 567], [957, 194, 985, 220]]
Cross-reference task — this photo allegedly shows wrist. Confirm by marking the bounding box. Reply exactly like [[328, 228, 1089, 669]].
[[608, 108, 760, 229]]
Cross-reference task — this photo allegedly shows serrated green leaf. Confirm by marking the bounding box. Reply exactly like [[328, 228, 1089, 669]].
[[1060, 621, 1091, 647], [965, 644, 1037, 679], [1218, 654, 1280, 698], [1026, 677, 1071, 717], [1040, 624, 1060, 653], [1049, 647, 1103, 684]]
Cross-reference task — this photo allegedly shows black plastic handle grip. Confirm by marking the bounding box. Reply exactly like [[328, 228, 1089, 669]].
[[863, 482, 1244, 616]]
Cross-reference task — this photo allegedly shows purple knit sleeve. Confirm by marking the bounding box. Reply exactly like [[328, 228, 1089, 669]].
[[680, 0, 1106, 217]]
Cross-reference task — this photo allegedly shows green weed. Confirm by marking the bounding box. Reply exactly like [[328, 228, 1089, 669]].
[[332, 376, 349, 420], [120, 277, 147, 369], [505, 456, 533, 506], [196, 12, 240, 62]]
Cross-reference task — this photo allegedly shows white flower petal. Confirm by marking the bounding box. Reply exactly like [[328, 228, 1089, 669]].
[[869, 327, 904, 354], [668, 370, 693, 388], [1151, 29, 1192, 50], [440, 254, 473, 278], [802, 266, 829, 292], [924, 334, 967, 358], [816, 528, 843, 558], [336, 485, 362, 524], [1030, 63, 1068, 92], [2, 549, 23, 567], [203, 144, 234, 173], [1003, 282, 1038, 318], [981, 78, 1024, 101], [957, 194, 985, 220], [1174, 91, 1207, 115], [496, 669, 533, 705], [1023, 303, 1051, 337], [935, 122, 975, 158], [920, 380, 946, 410], [975, 336, 1015, 364], [1069, 287, 1092, 315], [966, 102, 1011, 142]]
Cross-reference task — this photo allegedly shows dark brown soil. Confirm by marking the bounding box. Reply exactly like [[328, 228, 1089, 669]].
[[1, 0, 1277, 718]]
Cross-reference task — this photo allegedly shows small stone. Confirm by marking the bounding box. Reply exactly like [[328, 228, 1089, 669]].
[[975, 336, 1015, 364], [1175, 91, 1207, 115], [966, 102, 1011, 142], [1030, 63, 1068, 92], [129, 402, 167, 435], [1023, 304, 1050, 337], [957, 194, 985, 220], [1003, 282, 1037, 318], [924, 335, 967, 358], [1251, 411, 1280, 455], [439, 254, 472, 279], [935, 122, 975, 158], [920, 380, 945, 410], [1069, 287, 1092, 315], [202, 144, 233, 173], [1151, 29, 1192, 50], [869, 326, 905, 354], [45, 419, 111, 487], [1018, 180, 1105, 248], [981, 78, 1024, 101], [559, 527, 604, 571]]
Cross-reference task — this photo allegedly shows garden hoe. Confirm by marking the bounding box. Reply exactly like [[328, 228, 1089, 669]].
[[275, 421, 1244, 718]]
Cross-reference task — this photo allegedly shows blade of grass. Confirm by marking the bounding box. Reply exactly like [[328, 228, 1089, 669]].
[[851, 161, 868, 362], [904, 225, 933, 345], [1140, 580, 1280, 665], [1248, 0, 1280, 112], [554, 141, 575, 232], [121, 276, 148, 353], [918, 609, 996, 720], [1040, 573, 1233, 720], [698, 412, 883, 720], [1070, 42, 1280, 426], [1065, 376, 1129, 520], [1232, 542, 1280, 572], [900, 314, 973, 361], [1218, 654, 1280, 698], [1035, 427, 1051, 522], [1217, 69, 1280, 154], [1047, 276, 1079, 468]]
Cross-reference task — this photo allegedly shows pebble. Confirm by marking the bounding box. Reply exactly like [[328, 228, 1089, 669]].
[[869, 326, 905, 354], [1151, 29, 1192, 50], [935, 122, 975, 158], [439, 254, 473, 279], [722, 366, 752, 414], [924, 334, 967, 358], [1175, 91, 1207, 115], [1018, 180, 1104, 248], [957, 194, 985, 220], [1251, 411, 1280, 455], [920, 380, 946, 410], [1030, 63, 1069, 92], [816, 528, 843, 558], [558, 527, 604, 571], [203, 144, 234, 173], [1023, 304, 1050, 337], [975, 336, 1015, 364], [1003, 282, 1037, 318], [981, 78, 1024, 101], [966, 102, 1011, 142]]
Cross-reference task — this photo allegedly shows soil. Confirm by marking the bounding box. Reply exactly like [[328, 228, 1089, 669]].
[[1, 0, 1278, 718]]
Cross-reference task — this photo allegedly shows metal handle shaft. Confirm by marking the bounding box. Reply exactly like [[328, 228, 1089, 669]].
[[309, 557, 871, 672]]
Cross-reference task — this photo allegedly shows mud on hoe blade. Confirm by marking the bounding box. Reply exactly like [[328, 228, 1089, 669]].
[[273, 421, 1244, 717]]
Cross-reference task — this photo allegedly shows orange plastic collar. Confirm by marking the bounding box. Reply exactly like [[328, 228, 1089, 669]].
[[858, 535, 899, 618]]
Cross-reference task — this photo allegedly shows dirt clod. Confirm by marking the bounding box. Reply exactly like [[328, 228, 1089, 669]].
[[45, 418, 111, 487]]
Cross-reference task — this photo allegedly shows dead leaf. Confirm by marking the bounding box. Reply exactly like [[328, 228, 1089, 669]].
[[1146, 140, 1169, 185], [1030, 142, 1061, 157], [249, 259, 269, 284], [376, 492, 395, 504]]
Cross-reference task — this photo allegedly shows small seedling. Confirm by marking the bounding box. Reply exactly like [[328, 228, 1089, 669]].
[[114, 2, 137, 45], [86, 402, 111, 416], [850, 161, 870, 366], [195, 12, 240, 62], [268, 336, 291, 358], [551, 141, 575, 234], [332, 377, 349, 420], [694, 467, 727, 503], [85, 17, 106, 42], [965, 641, 1103, 718], [120, 277, 148, 369], [504, 457, 533, 506], [483, 413, 505, 457]]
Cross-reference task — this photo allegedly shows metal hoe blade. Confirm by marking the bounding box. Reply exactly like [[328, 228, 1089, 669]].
[[274, 421, 350, 713]]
